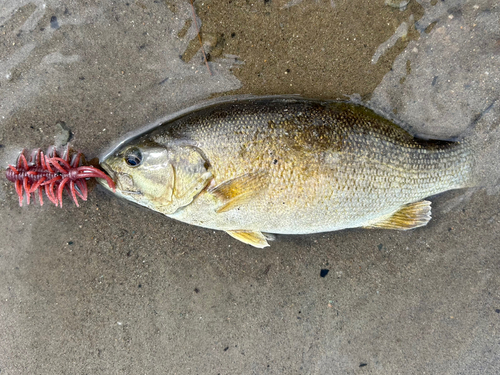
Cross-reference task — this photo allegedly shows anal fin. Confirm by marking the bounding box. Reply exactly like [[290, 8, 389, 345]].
[[364, 200, 432, 230], [226, 230, 270, 248]]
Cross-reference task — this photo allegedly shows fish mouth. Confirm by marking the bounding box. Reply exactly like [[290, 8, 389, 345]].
[[97, 162, 117, 191]]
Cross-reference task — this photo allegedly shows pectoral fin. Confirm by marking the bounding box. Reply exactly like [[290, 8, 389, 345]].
[[209, 172, 268, 213], [226, 230, 270, 248], [364, 200, 432, 230]]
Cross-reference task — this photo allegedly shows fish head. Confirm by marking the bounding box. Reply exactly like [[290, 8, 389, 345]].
[[99, 138, 213, 215]]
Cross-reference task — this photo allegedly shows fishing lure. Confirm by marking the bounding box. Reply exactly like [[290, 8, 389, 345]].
[[5, 146, 115, 207]]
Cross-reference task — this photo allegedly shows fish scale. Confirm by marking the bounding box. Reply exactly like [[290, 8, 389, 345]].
[[100, 97, 475, 247]]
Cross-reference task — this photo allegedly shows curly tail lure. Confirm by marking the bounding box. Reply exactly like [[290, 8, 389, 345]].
[[5, 146, 115, 207]]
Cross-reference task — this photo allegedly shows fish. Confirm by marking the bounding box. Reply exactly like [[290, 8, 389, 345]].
[[98, 97, 476, 248]]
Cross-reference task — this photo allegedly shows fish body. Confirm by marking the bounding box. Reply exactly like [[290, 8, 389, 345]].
[[100, 97, 475, 247]]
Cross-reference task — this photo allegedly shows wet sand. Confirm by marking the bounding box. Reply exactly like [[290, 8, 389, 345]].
[[1, 0, 499, 373]]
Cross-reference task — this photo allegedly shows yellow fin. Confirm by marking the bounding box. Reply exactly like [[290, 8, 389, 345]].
[[226, 230, 270, 248], [365, 200, 432, 230], [209, 172, 267, 213]]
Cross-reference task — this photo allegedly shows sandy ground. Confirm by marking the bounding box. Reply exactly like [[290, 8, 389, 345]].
[[1, 0, 499, 374]]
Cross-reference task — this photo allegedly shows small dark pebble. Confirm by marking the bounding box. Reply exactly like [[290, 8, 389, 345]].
[[138, 284, 142, 288], [320, 269, 329, 278], [67, 241, 74, 245], [231, 32, 236, 38], [495, 309, 500, 313], [360, 363, 367, 367], [377, 244, 383, 251], [50, 16, 59, 30], [79, 76, 85, 80], [273, 159, 278, 164], [194, 288, 200, 293], [286, 68, 291, 73], [224, 346, 229, 351], [264, 0, 271, 3]]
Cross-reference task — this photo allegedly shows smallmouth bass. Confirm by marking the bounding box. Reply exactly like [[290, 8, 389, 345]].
[[99, 97, 475, 247]]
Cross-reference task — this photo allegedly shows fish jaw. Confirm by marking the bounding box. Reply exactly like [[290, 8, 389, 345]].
[[97, 161, 145, 204], [97, 162, 116, 190]]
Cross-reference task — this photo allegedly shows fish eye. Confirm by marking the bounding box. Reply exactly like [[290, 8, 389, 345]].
[[124, 148, 143, 167]]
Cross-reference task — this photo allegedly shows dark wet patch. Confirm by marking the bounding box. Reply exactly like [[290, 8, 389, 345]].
[[182, 32, 225, 64], [196, 0, 424, 99], [425, 21, 438, 34], [177, 19, 192, 38]]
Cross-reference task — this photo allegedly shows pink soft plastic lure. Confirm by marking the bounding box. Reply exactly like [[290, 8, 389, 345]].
[[5, 146, 115, 207]]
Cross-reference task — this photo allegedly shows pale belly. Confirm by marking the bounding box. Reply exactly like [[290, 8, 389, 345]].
[[167, 186, 431, 234]]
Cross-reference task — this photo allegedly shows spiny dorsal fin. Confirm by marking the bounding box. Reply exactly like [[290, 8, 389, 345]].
[[364, 200, 432, 230], [226, 230, 270, 248], [209, 172, 268, 213]]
